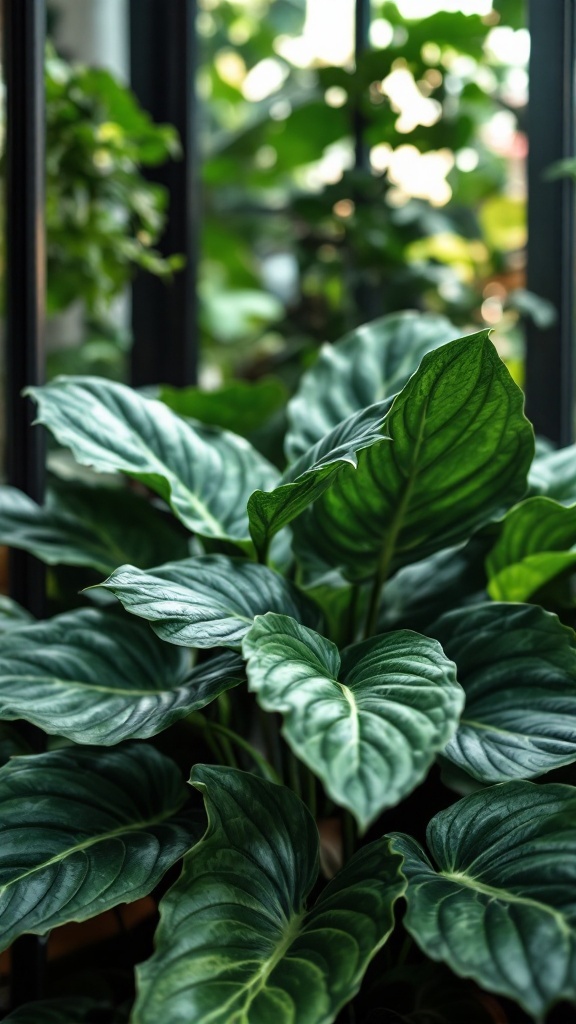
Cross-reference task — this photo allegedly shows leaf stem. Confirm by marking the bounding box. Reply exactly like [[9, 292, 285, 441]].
[[209, 721, 282, 784]]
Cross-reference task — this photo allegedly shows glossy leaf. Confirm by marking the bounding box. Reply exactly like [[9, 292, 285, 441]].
[[0, 744, 203, 951], [285, 311, 458, 460], [243, 613, 463, 829], [529, 442, 576, 504], [390, 781, 576, 1020], [248, 401, 391, 559], [26, 376, 278, 547], [134, 765, 405, 1024], [0, 608, 243, 744], [0, 479, 188, 574], [293, 332, 533, 582], [486, 496, 576, 601], [431, 602, 576, 782], [98, 554, 319, 648]]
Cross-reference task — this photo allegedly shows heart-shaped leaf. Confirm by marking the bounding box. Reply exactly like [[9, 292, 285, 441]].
[[0, 608, 243, 744], [0, 479, 188, 574], [285, 311, 458, 460], [486, 496, 576, 601], [248, 401, 392, 560], [431, 602, 576, 782], [98, 554, 319, 649], [133, 765, 405, 1024], [26, 377, 278, 548], [243, 613, 464, 829], [390, 781, 576, 1020], [293, 331, 534, 582], [0, 744, 203, 951]]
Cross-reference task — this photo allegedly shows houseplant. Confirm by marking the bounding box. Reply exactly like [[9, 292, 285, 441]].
[[0, 312, 575, 1022]]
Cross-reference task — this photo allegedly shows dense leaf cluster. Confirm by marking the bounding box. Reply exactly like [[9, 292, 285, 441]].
[[1, 313, 576, 1022]]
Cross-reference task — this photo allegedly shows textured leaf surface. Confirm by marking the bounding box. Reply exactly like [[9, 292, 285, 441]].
[[243, 614, 463, 829], [390, 781, 576, 1020], [0, 608, 243, 744], [486, 496, 576, 601], [431, 602, 576, 782], [248, 402, 391, 559], [294, 332, 533, 582], [99, 554, 318, 649], [134, 765, 405, 1024], [27, 377, 278, 546], [286, 311, 457, 459], [0, 479, 188, 573], [0, 744, 203, 951]]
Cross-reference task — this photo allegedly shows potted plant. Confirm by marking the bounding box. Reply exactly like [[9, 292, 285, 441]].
[[0, 311, 574, 1022]]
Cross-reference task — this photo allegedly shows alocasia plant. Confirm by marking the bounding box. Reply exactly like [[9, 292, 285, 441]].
[[1, 310, 576, 1022]]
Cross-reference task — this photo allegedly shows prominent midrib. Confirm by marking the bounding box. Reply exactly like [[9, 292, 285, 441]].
[[441, 870, 571, 935], [339, 682, 360, 765], [197, 909, 307, 1023], [0, 798, 186, 893]]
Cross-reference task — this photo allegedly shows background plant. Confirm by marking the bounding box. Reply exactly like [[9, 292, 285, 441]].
[[0, 314, 575, 1021]]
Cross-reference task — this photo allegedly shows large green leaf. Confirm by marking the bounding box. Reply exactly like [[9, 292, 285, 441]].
[[390, 781, 576, 1020], [98, 554, 318, 649], [159, 377, 287, 437], [0, 479, 188, 574], [248, 402, 391, 560], [431, 602, 576, 782], [293, 332, 533, 583], [243, 613, 463, 829], [0, 744, 203, 951], [486, 496, 576, 601], [0, 608, 243, 744], [133, 765, 405, 1024], [26, 377, 278, 548], [285, 311, 458, 460], [0, 594, 34, 632], [529, 442, 576, 504]]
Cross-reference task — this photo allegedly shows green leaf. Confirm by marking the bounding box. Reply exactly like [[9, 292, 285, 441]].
[[98, 554, 319, 649], [0, 744, 203, 951], [0, 594, 34, 632], [0, 479, 188, 574], [285, 311, 458, 460], [390, 781, 576, 1020], [133, 765, 405, 1024], [0, 607, 243, 744], [293, 332, 534, 583], [486, 497, 576, 601], [26, 377, 278, 548], [248, 402, 391, 560], [243, 614, 463, 830], [529, 442, 576, 504], [431, 601, 576, 782], [2, 997, 114, 1023], [159, 377, 287, 437]]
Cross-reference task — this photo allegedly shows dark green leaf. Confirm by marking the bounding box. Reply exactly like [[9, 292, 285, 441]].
[[26, 377, 278, 548], [529, 442, 576, 504], [390, 781, 576, 1020], [133, 765, 405, 1024], [431, 602, 576, 782], [294, 332, 534, 582], [0, 594, 34, 632], [98, 554, 319, 649], [0, 608, 243, 744], [286, 311, 458, 460], [248, 402, 391, 560], [486, 497, 576, 601], [0, 744, 203, 951], [243, 614, 463, 829], [0, 479, 188, 574], [159, 377, 287, 437]]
